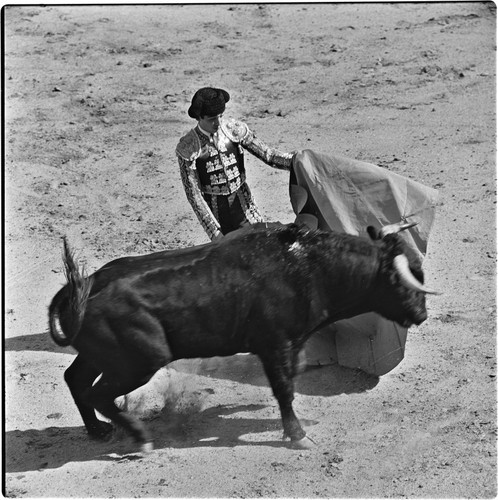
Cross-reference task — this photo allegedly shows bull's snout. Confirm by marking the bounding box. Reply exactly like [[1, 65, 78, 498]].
[[399, 305, 427, 328], [412, 307, 428, 326]]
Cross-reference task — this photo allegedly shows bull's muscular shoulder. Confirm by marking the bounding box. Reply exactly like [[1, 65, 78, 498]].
[[220, 118, 250, 143], [176, 129, 202, 161]]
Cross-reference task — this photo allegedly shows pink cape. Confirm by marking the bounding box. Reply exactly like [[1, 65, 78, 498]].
[[290, 150, 438, 375]]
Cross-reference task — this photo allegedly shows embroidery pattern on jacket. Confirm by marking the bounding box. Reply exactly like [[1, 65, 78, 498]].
[[176, 118, 295, 239]]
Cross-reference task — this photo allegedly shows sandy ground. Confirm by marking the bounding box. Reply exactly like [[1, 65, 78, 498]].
[[3, 2, 497, 498]]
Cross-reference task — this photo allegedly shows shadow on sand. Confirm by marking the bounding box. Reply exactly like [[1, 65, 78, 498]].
[[6, 335, 378, 473], [5, 404, 318, 473], [5, 331, 76, 355], [6, 332, 378, 398], [171, 353, 378, 398], [6, 355, 378, 473]]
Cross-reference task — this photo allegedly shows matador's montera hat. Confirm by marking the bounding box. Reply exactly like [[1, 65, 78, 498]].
[[188, 87, 230, 119]]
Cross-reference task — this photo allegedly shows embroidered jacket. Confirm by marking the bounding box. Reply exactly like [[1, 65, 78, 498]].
[[176, 118, 294, 239]]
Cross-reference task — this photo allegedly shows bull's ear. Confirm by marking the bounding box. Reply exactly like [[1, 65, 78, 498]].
[[366, 226, 380, 241]]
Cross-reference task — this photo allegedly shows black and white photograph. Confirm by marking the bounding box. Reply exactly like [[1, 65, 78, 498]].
[[4, 2, 496, 497]]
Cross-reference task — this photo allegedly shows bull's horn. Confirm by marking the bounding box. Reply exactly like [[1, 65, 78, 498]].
[[380, 221, 418, 239], [393, 254, 440, 295]]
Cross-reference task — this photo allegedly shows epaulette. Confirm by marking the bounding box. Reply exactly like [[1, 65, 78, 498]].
[[176, 129, 202, 161], [221, 118, 250, 143]]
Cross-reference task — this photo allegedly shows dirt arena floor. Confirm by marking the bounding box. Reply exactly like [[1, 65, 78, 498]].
[[3, 3, 496, 498]]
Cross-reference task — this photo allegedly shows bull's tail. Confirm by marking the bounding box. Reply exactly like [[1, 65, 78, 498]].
[[48, 287, 71, 346], [48, 237, 93, 346]]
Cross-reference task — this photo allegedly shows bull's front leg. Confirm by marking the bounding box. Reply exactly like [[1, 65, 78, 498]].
[[258, 349, 313, 450]]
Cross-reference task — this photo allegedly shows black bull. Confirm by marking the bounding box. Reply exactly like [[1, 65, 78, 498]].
[[48, 222, 435, 451]]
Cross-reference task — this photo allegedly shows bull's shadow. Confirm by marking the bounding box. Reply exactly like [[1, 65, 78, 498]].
[[171, 354, 379, 398], [5, 332, 378, 398], [6, 351, 378, 474], [4, 404, 317, 473], [4, 331, 76, 355]]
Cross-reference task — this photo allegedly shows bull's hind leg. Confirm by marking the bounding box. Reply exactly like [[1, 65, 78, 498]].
[[258, 348, 311, 449], [64, 354, 113, 440], [83, 370, 158, 452], [82, 317, 173, 451]]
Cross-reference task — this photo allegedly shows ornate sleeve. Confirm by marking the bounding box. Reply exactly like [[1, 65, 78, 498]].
[[221, 118, 296, 171], [178, 157, 222, 240], [242, 129, 295, 171]]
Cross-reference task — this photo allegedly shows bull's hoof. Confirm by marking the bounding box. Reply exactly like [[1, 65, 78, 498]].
[[290, 436, 315, 450], [87, 421, 114, 441], [140, 441, 154, 454]]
